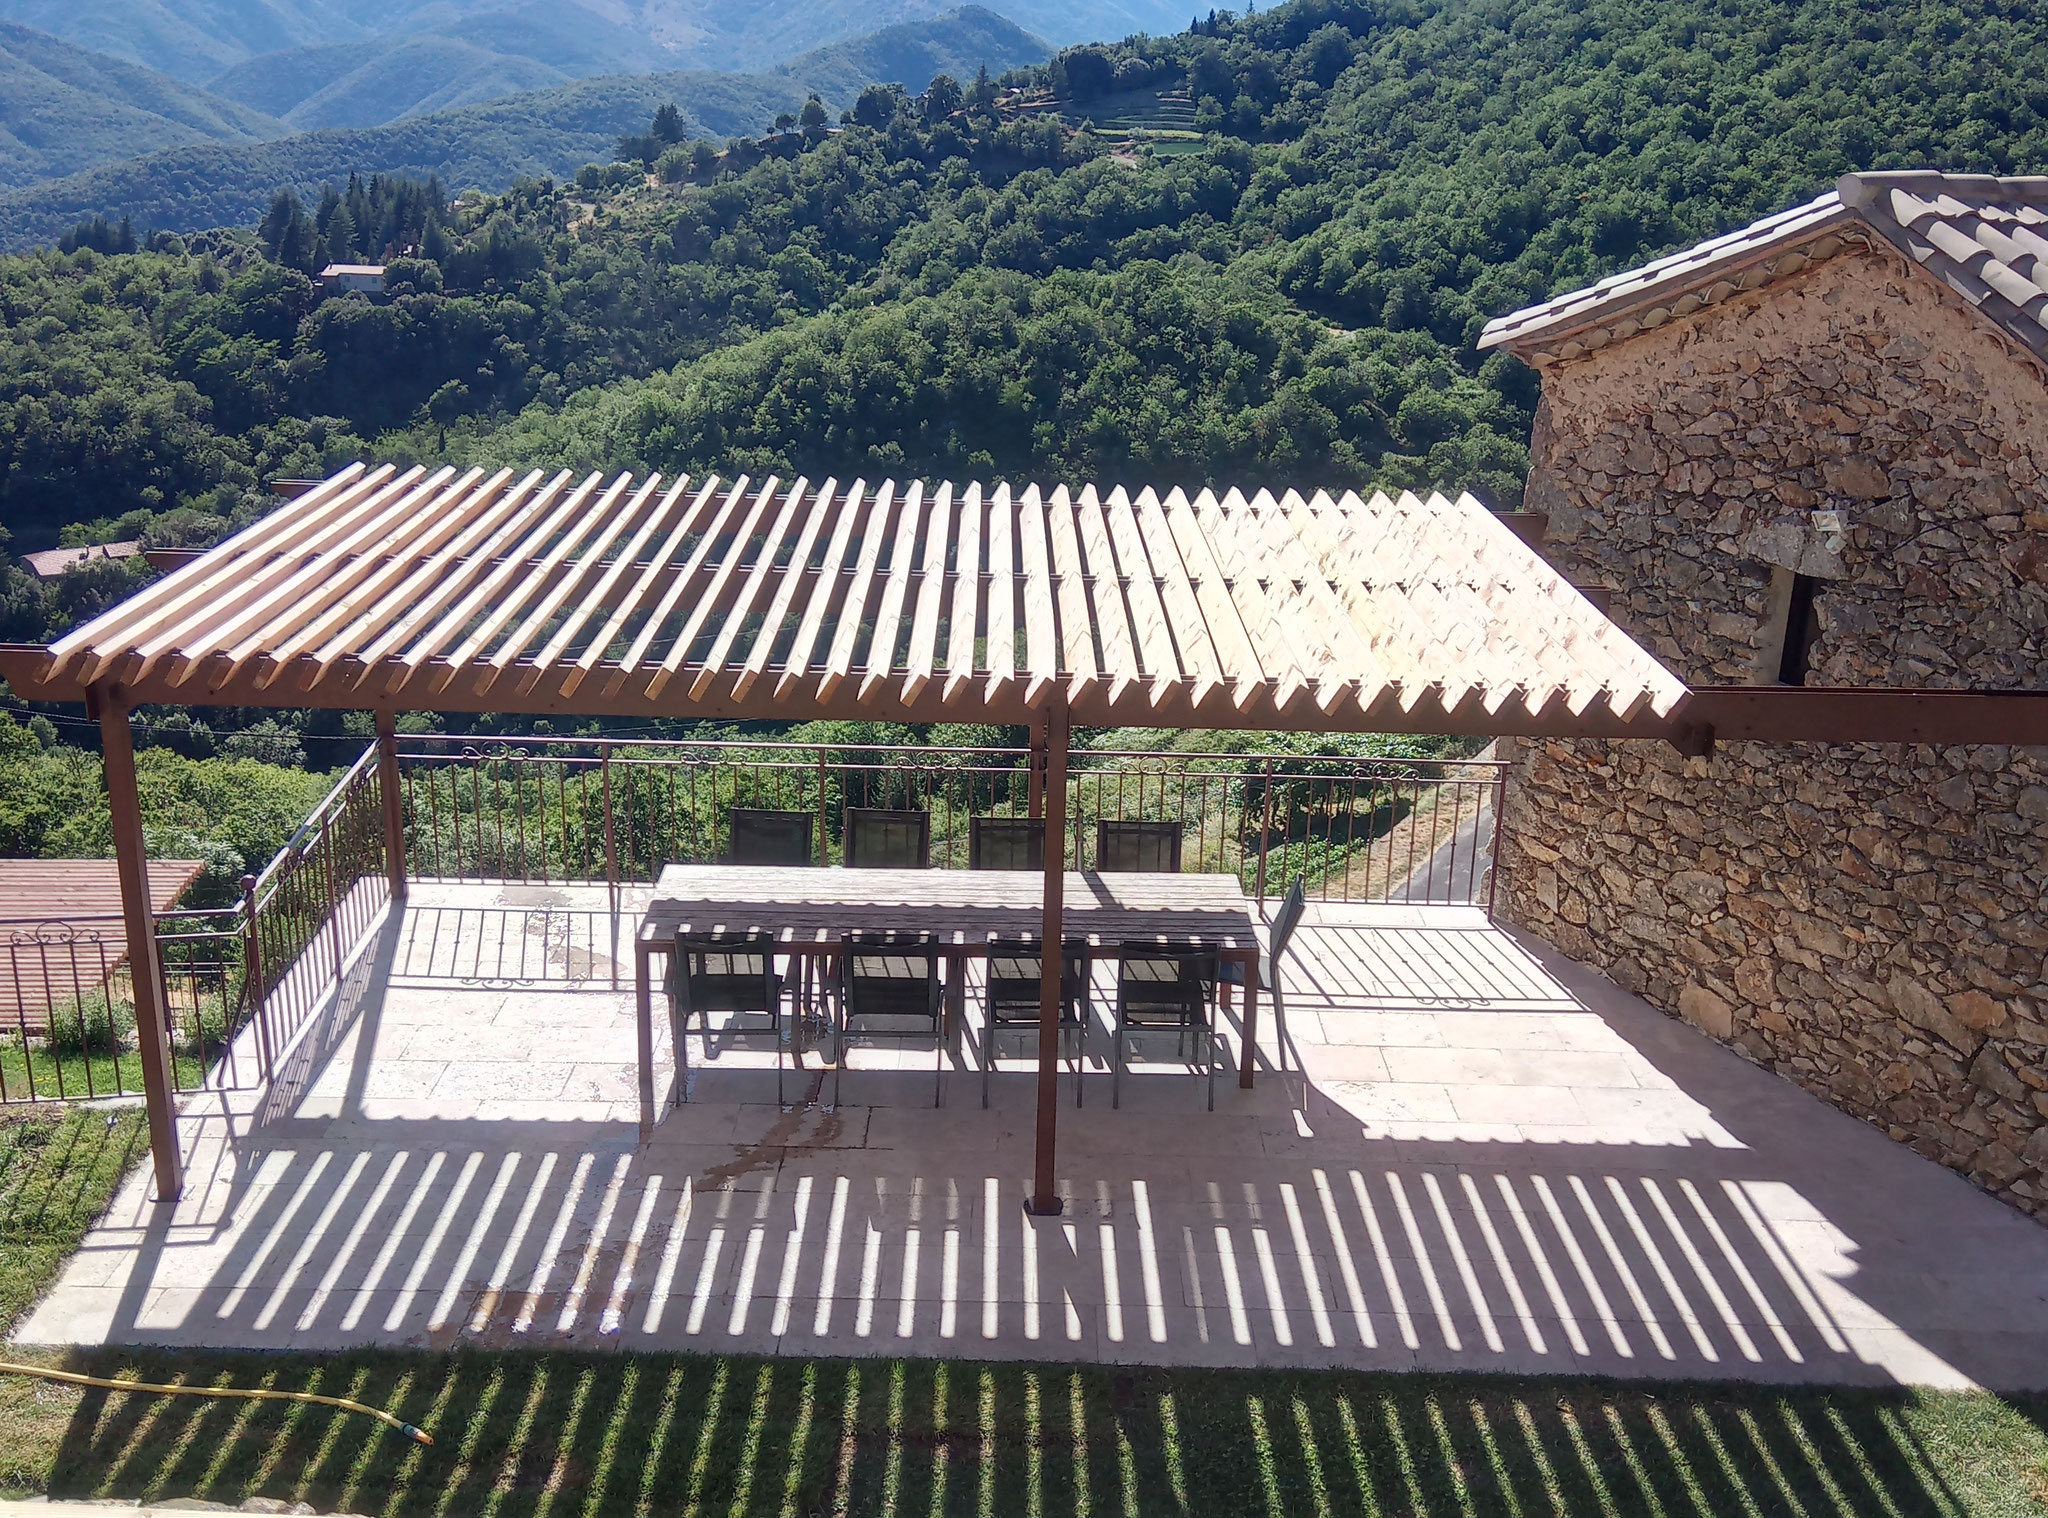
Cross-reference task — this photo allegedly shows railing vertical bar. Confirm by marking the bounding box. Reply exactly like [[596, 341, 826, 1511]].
[[601, 743, 618, 918], [1254, 758, 1275, 901], [242, 874, 273, 1081]]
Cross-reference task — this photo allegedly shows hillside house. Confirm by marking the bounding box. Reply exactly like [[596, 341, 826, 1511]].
[[1479, 170, 2048, 1219], [318, 262, 385, 295], [21, 541, 139, 580]]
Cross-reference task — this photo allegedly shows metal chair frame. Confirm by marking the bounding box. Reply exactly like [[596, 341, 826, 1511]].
[[835, 929, 945, 1107], [980, 933, 1089, 1108], [969, 815, 1045, 871], [670, 928, 787, 1105], [1266, 878, 1308, 1087], [1223, 877, 1308, 1083], [1110, 941, 1221, 1110], [1097, 820, 1183, 873], [844, 808, 932, 868]]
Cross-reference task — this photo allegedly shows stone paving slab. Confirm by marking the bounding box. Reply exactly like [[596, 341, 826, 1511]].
[[15, 892, 2048, 1390]]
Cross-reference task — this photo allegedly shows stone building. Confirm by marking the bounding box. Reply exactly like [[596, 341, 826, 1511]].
[[1477, 171, 2048, 1219]]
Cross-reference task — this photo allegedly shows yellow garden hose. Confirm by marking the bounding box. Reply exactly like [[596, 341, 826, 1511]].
[[0, 1359, 433, 1443]]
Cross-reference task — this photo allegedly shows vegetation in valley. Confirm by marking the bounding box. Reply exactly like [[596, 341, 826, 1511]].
[[0, 711, 332, 900], [6, 0, 2046, 553]]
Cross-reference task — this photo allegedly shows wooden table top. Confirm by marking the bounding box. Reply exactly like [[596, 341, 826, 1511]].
[[638, 865, 1259, 951]]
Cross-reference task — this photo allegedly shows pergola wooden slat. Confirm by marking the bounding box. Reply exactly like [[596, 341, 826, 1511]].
[[44, 469, 1682, 730], [23, 464, 2046, 1213]]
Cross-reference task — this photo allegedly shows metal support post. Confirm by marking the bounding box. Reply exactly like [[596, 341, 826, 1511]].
[[1028, 693, 1069, 1216], [92, 685, 182, 1202], [375, 710, 407, 899]]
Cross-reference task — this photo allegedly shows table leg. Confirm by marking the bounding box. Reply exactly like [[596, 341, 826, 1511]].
[[946, 949, 967, 1038], [636, 938, 655, 1137], [1236, 948, 1258, 1090]]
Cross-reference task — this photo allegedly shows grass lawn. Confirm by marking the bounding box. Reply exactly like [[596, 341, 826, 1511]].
[[0, 1104, 147, 1331], [3, 1109, 2048, 1514]]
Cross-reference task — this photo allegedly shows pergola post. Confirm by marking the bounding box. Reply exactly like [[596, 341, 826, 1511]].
[[1028, 693, 1070, 1216], [92, 686, 182, 1202], [374, 709, 407, 898], [1027, 707, 1046, 820]]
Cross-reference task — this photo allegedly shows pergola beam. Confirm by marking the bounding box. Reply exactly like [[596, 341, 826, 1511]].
[[1671, 687, 2048, 748], [0, 647, 1693, 739]]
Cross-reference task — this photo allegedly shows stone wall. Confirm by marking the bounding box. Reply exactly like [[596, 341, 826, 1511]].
[[1500, 239, 2048, 1220]]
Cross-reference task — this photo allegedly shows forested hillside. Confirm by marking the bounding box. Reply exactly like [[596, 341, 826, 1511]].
[[0, 7, 1048, 244], [3, 0, 2046, 633]]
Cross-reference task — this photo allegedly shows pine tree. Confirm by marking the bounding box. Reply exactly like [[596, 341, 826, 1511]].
[[325, 206, 356, 267], [259, 190, 300, 260]]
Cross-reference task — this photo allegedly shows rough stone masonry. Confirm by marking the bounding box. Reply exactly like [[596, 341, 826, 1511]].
[[1497, 238, 2048, 1220]]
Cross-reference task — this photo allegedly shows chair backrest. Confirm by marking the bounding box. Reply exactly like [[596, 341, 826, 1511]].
[[728, 808, 814, 866], [841, 930, 940, 986], [845, 808, 930, 868], [1097, 820, 1182, 873], [673, 928, 776, 981], [970, 815, 1044, 871], [1269, 878, 1308, 962], [1114, 940, 1218, 986], [985, 933, 1086, 984]]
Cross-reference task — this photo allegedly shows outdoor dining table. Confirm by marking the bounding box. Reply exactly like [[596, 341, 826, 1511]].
[[632, 864, 1263, 1127]]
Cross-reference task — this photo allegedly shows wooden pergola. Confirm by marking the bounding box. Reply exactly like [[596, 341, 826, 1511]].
[[5, 462, 2043, 1208]]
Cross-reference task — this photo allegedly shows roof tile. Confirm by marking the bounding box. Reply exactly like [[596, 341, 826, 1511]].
[[1480, 170, 2048, 369]]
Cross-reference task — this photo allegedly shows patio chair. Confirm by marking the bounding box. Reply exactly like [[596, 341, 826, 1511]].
[[1110, 940, 1221, 1110], [969, 815, 1044, 870], [728, 808, 815, 865], [835, 929, 945, 1106], [980, 932, 1089, 1108], [1222, 878, 1308, 1084], [844, 808, 931, 868], [670, 928, 787, 1105], [1097, 820, 1182, 873]]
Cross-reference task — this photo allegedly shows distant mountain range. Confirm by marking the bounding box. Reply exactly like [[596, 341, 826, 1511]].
[[0, 20, 282, 190], [0, 0, 1185, 82], [0, 7, 1052, 249]]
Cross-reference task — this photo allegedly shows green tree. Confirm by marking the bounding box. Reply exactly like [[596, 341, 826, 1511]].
[[853, 84, 904, 130], [924, 73, 964, 123]]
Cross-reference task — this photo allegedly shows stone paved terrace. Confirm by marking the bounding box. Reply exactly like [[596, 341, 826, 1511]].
[[17, 882, 2048, 1389]]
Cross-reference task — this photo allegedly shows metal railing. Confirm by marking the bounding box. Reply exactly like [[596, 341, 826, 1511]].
[[393, 734, 1506, 907], [0, 745, 394, 1106], [238, 745, 393, 1070], [0, 730, 1504, 1106], [0, 910, 247, 1104]]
